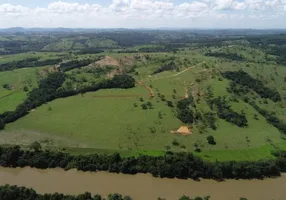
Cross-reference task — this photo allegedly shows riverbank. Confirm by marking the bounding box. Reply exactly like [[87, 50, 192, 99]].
[[0, 167, 285, 200]]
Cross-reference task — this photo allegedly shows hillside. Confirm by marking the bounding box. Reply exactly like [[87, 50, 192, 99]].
[[0, 33, 285, 162]]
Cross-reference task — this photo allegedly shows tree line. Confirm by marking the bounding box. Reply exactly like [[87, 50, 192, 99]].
[[0, 185, 130, 200], [0, 146, 285, 180], [222, 70, 281, 102], [205, 52, 245, 61], [0, 185, 211, 200], [176, 98, 195, 124], [0, 57, 62, 71], [0, 73, 135, 127], [59, 57, 102, 72], [249, 101, 286, 134], [207, 96, 248, 127], [152, 61, 179, 75]]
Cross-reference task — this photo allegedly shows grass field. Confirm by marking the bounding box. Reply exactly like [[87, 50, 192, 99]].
[[0, 52, 64, 64], [0, 68, 41, 113]]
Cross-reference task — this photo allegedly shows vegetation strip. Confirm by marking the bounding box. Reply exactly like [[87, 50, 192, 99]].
[[0, 185, 211, 200], [0, 146, 286, 180]]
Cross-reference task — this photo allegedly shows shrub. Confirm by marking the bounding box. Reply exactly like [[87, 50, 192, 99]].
[[167, 101, 174, 107], [23, 86, 29, 92], [172, 139, 180, 146], [2, 84, 11, 90], [146, 101, 153, 109], [207, 135, 216, 145], [141, 104, 148, 110], [0, 119, 5, 130]]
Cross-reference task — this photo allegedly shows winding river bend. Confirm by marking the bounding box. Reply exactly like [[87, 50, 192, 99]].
[[0, 167, 285, 200]]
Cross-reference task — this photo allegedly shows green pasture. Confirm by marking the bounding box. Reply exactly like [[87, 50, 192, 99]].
[[0, 68, 40, 112]]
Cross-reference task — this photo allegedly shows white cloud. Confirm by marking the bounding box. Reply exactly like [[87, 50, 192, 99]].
[[48, 1, 102, 13], [0, 0, 285, 28], [0, 3, 29, 14]]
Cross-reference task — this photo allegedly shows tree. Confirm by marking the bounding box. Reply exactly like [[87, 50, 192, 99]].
[[253, 114, 259, 120], [165, 145, 171, 152], [0, 118, 5, 130], [29, 141, 42, 152], [23, 86, 29, 92], [172, 139, 180, 146], [141, 104, 148, 110], [146, 101, 153, 109], [2, 84, 11, 90], [108, 194, 124, 200], [179, 195, 191, 200], [167, 101, 174, 107], [207, 135, 216, 145], [194, 143, 201, 152]]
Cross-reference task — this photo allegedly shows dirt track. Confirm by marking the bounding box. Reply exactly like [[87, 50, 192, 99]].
[[91, 94, 141, 98], [153, 61, 205, 81], [136, 81, 154, 97]]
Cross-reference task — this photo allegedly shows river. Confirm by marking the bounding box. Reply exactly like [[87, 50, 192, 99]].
[[0, 167, 285, 200]]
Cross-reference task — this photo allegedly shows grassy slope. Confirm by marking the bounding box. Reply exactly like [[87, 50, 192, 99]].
[[0, 68, 40, 113], [0, 52, 64, 65]]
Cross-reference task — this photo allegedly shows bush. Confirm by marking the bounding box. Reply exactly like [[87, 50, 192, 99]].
[[2, 84, 11, 90], [29, 141, 42, 152], [141, 104, 148, 110], [179, 196, 191, 200], [146, 101, 153, 109], [23, 86, 29, 92], [167, 101, 174, 107], [172, 139, 180, 146], [0, 118, 5, 130], [207, 135, 216, 145]]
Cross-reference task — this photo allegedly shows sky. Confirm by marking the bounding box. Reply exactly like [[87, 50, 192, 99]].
[[0, 0, 285, 29]]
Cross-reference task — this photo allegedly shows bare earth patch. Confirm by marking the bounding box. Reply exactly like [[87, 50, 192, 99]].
[[95, 56, 120, 67], [39, 66, 60, 77], [171, 126, 192, 136]]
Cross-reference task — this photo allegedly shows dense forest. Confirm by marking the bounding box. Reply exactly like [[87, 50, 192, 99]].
[[0, 146, 285, 180]]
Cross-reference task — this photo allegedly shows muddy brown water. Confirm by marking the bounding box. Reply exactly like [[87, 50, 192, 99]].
[[0, 167, 285, 200]]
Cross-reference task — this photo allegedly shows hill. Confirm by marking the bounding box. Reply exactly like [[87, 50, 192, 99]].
[[0, 32, 285, 162]]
